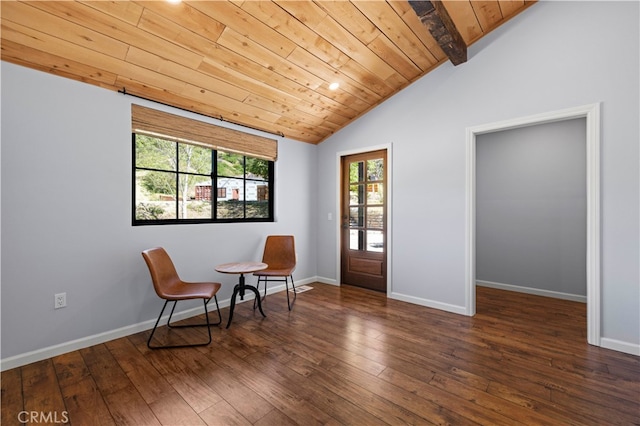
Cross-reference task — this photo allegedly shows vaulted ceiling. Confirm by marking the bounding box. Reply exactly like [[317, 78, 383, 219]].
[[1, 1, 535, 144]]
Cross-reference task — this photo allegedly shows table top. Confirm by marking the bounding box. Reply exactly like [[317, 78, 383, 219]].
[[215, 261, 267, 274]]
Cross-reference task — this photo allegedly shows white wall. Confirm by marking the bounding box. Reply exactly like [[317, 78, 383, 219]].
[[1, 62, 318, 364], [317, 1, 639, 351], [476, 119, 587, 299]]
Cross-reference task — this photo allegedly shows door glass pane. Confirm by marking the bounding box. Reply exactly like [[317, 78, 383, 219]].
[[367, 206, 383, 228], [350, 184, 364, 205], [350, 207, 364, 227], [367, 158, 383, 181], [367, 230, 384, 252], [367, 183, 384, 204], [350, 229, 364, 250], [350, 161, 364, 183]]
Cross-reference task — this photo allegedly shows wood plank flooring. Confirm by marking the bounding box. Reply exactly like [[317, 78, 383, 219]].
[[2, 283, 639, 425]]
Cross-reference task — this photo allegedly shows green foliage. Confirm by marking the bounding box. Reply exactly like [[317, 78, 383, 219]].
[[217, 151, 243, 177], [246, 157, 268, 179], [349, 158, 383, 183], [141, 171, 175, 196], [135, 135, 176, 170], [136, 203, 165, 220]]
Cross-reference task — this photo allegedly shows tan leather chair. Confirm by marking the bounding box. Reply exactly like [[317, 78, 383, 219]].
[[142, 247, 222, 349], [253, 235, 297, 310]]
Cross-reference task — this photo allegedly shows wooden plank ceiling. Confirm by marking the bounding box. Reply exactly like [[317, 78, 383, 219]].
[[1, 1, 535, 144]]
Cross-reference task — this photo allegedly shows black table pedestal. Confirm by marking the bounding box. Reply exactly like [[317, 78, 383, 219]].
[[226, 273, 266, 329]]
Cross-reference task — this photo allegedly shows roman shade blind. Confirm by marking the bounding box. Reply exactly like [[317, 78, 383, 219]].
[[131, 104, 278, 161]]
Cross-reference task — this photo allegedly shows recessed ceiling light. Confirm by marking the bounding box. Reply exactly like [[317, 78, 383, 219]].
[[329, 82, 340, 91], [167, 0, 182, 4]]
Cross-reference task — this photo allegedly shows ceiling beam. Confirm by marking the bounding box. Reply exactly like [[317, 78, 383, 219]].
[[409, 1, 467, 66]]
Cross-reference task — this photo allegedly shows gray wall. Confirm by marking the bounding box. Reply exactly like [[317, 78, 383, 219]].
[[316, 1, 639, 350], [476, 119, 587, 298], [1, 62, 318, 362]]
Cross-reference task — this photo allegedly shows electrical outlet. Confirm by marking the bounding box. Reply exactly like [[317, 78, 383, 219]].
[[54, 293, 66, 309]]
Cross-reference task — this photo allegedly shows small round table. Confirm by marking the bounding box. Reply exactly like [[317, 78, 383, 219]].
[[215, 261, 268, 328]]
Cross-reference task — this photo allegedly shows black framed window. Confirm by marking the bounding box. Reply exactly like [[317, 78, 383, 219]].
[[133, 133, 274, 225]]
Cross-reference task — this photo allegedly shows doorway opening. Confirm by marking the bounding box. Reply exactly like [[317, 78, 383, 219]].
[[465, 103, 601, 346]]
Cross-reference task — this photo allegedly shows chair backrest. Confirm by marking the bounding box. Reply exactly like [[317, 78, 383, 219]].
[[261, 235, 296, 270], [141, 247, 181, 298]]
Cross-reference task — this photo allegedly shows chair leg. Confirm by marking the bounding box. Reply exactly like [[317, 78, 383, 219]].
[[286, 275, 297, 311], [253, 276, 296, 311], [147, 297, 221, 349], [211, 295, 222, 325], [147, 300, 171, 349]]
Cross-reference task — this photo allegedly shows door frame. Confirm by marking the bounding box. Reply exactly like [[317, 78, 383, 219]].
[[336, 143, 393, 295], [465, 103, 601, 346]]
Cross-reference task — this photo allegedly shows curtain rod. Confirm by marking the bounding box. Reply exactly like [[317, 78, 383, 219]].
[[119, 87, 285, 138]]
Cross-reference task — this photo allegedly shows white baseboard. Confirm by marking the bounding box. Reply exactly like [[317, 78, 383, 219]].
[[600, 338, 640, 356], [476, 280, 587, 303], [1, 276, 319, 372], [389, 292, 467, 315], [316, 276, 339, 286]]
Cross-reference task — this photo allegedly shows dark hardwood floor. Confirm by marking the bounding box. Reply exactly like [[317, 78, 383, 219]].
[[2, 283, 639, 425]]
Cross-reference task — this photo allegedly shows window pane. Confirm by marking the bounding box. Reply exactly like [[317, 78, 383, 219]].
[[178, 176, 211, 219], [182, 199, 211, 219], [135, 135, 176, 171], [134, 170, 176, 220], [246, 200, 269, 218], [218, 151, 244, 178], [367, 206, 383, 228], [137, 170, 177, 201], [179, 144, 211, 174], [367, 230, 384, 252], [246, 157, 269, 180], [217, 177, 244, 219], [246, 182, 270, 218], [367, 183, 384, 204]]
